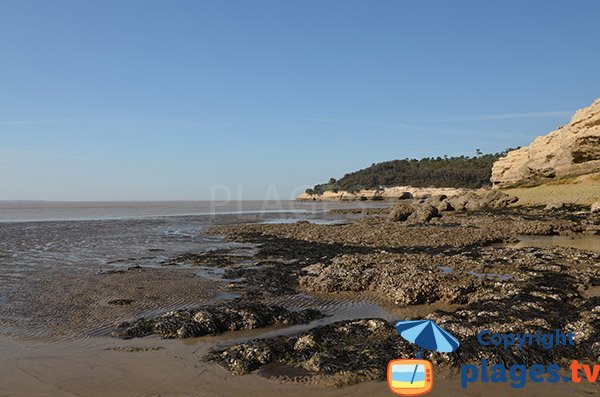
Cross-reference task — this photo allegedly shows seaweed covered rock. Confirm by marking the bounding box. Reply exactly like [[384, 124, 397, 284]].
[[212, 257, 597, 384], [113, 302, 323, 339], [209, 318, 413, 385], [300, 253, 482, 305]]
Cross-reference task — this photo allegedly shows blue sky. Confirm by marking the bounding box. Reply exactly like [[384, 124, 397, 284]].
[[1, 1, 599, 200]]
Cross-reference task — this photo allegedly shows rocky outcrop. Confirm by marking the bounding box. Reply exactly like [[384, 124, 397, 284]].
[[389, 190, 518, 222], [112, 302, 323, 339], [300, 253, 481, 305], [445, 190, 518, 211], [492, 99, 600, 187], [296, 186, 466, 201]]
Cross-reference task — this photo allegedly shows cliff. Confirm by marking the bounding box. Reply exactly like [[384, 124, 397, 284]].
[[491, 99, 600, 187], [296, 186, 467, 201]]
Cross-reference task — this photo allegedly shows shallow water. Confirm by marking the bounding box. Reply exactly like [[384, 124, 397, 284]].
[[261, 218, 347, 225], [0, 201, 391, 339], [0, 200, 388, 223], [503, 235, 600, 253]]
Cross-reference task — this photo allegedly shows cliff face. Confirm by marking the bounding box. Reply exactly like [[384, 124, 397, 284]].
[[296, 186, 467, 201], [491, 99, 600, 187]]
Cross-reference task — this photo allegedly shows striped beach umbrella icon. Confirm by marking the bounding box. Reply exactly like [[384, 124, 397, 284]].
[[395, 320, 460, 354]]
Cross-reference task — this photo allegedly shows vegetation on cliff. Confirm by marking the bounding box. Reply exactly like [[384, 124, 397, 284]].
[[306, 152, 512, 195]]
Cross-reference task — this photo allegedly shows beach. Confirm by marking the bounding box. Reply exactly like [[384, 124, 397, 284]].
[[1, 200, 599, 396]]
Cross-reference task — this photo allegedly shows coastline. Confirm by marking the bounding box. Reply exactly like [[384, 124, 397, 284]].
[[296, 186, 468, 201], [1, 202, 599, 396], [297, 175, 600, 207]]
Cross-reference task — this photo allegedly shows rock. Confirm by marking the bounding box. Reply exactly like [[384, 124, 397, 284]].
[[209, 318, 413, 384], [389, 202, 441, 223], [591, 201, 600, 213], [492, 99, 600, 186], [296, 186, 466, 202], [398, 191, 414, 200], [481, 190, 519, 208], [389, 203, 416, 221], [436, 199, 453, 212], [299, 253, 482, 306], [446, 192, 478, 211], [445, 190, 518, 212], [407, 204, 439, 223], [427, 194, 453, 212], [545, 202, 565, 211], [112, 302, 323, 339]]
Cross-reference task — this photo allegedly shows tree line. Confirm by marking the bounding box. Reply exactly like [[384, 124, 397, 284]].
[[306, 150, 515, 195]]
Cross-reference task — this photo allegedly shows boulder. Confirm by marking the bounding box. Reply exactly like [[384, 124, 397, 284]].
[[481, 190, 519, 208], [591, 202, 600, 213], [389, 203, 416, 221], [446, 192, 479, 211], [389, 202, 440, 223], [446, 190, 518, 212], [407, 204, 439, 223], [398, 191, 414, 200], [436, 200, 454, 212], [492, 99, 600, 187], [427, 194, 453, 212]]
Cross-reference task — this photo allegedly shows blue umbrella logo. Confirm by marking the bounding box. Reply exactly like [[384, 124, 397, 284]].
[[395, 319, 460, 356], [388, 320, 459, 395]]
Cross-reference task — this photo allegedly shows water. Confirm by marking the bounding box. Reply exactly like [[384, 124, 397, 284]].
[[0, 200, 385, 223], [503, 235, 600, 253], [0, 200, 390, 337]]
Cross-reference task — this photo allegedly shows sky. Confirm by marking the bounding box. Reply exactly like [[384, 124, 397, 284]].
[[1, 0, 599, 201]]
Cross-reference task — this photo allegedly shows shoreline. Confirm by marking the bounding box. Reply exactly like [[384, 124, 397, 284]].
[[1, 204, 599, 395], [296, 186, 468, 201], [296, 175, 600, 206]]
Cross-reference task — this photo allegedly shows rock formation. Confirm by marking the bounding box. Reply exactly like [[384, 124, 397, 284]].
[[389, 190, 518, 223], [492, 99, 600, 187], [296, 186, 466, 201]]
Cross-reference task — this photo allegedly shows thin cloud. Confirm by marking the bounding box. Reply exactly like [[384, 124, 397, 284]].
[[302, 117, 339, 124], [302, 117, 528, 136], [0, 117, 80, 126], [431, 111, 573, 123]]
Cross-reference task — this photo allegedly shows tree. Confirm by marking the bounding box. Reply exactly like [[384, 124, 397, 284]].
[[308, 152, 503, 191]]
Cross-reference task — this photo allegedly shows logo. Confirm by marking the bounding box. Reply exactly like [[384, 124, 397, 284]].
[[387, 319, 460, 396], [387, 359, 434, 396], [461, 329, 599, 389]]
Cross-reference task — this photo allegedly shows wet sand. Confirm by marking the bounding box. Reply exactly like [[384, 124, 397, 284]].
[[2, 265, 228, 339], [2, 335, 597, 397]]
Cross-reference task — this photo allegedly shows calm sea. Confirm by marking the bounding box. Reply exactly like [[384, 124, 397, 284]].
[[0, 200, 378, 223]]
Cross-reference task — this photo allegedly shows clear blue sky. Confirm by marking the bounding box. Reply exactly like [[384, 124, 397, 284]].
[[1, 1, 599, 201]]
